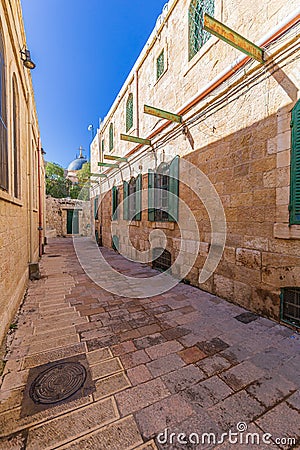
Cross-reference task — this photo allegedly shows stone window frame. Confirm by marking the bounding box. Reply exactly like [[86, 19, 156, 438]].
[[273, 103, 300, 240], [184, 0, 221, 77], [0, 26, 8, 192], [188, 0, 215, 62], [125, 93, 134, 133], [12, 73, 20, 199]]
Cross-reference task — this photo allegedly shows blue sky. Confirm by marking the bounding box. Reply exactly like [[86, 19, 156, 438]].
[[21, 0, 167, 169]]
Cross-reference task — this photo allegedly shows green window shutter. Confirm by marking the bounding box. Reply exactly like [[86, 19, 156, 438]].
[[135, 174, 142, 221], [290, 100, 300, 225], [156, 50, 164, 80], [109, 123, 114, 151], [94, 196, 98, 219], [168, 156, 179, 222], [112, 186, 118, 220], [123, 181, 129, 220], [126, 94, 133, 132], [148, 169, 155, 222], [188, 0, 215, 61]]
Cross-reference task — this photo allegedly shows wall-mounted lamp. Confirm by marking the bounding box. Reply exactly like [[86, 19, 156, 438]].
[[20, 48, 36, 70]]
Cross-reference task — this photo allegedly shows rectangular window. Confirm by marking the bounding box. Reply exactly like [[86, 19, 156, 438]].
[[290, 100, 300, 225], [94, 196, 98, 220], [148, 156, 179, 222], [280, 287, 300, 328], [0, 34, 8, 191], [156, 50, 165, 80], [112, 186, 118, 220], [123, 175, 142, 221]]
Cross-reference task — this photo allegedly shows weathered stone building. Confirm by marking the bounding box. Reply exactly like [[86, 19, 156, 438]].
[[46, 196, 91, 238], [0, 0, 45, 343], [90, 0, 300, 326]]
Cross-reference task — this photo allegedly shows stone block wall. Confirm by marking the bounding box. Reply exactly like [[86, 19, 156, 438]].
[[46, 197, 91, 237], [91, 0, 300, 322], [0, 0, 45, 344]]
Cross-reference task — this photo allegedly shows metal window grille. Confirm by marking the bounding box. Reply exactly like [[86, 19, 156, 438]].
[[156, 50, 165, 80], [109, 123, 114, 151], [188, 0, 215, 61], [154, 163, 169, 222], [129, 177, 137, 220], [152, 248, 171, 272], [280, 287, 300, 328], [0, 32, 8, 191], [126, 93, 133, 132]]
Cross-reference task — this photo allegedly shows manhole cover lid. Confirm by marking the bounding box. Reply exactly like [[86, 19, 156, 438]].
[[29, 361, 86, 404]]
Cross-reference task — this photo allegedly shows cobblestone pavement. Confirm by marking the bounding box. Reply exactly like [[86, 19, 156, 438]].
[[0, 237, 299, 450]]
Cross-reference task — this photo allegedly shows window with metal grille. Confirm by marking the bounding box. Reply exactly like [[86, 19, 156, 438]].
[[12, 75, 19, 198], [126, 93, 133, 132], [148, 156, 179, 223], [152, 248, 171, 272], [156, 50, 165, 80], [290, 100, 300, 225], [123, 174, 142, 221], [154, 165, 169, 222], [94, 196, 98, 220], [280, 287, 300, 328], [0, 30, 8, 191], [112, 186, 118, 220], [109, 123, 114, 152], [188, 0, 215, 61]]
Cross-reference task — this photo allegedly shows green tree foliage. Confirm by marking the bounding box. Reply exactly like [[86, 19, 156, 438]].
[[45, 161, 90, 200], [45, 162, 70, 198]]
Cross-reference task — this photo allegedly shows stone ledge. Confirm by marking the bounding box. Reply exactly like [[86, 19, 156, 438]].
[[274, 223, 300, 239]]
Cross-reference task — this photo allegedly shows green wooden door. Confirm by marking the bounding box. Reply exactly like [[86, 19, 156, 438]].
[[67, 209, 79, 234]]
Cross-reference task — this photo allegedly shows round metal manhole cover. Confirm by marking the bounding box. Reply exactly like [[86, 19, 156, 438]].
[[29, 362, 87, 404]]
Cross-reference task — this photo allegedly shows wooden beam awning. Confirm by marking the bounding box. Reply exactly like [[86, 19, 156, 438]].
[[98, 162, 119, 168], [204, 13, 265, 63], [104, 154, 127, 162], [120, 134, 151, 146], [144, 105, 182, 123]]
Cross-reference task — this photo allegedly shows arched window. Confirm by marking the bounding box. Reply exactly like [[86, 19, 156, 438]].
[[188, 0, 215, 61], [0, 30, 8, 191], [12, 75, 19, 198], [109, 123, 114, 151], [126, 93, 133, 132]]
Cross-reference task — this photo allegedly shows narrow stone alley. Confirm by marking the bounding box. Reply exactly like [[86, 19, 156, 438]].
[[0, 238, 299, 449]]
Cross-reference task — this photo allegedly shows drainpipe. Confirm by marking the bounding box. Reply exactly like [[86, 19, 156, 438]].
[[37, 136, 43, 256]]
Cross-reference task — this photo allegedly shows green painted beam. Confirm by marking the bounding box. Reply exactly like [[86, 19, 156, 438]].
[[204, 14, 264, 63], [120, 133, 151, 146], [144, 104, 182, 123], [98, 162, 119, 168], [104, 154, 128, 162], [90, 173, 108, 178]]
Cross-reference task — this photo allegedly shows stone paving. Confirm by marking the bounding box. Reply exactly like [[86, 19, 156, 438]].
[[0, 237, 299, 449]]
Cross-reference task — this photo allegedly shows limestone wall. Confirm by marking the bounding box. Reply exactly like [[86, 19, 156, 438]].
[[0, 1, 45, 344], [91, 0, 300, 322], [46, 197, 91, 237]]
